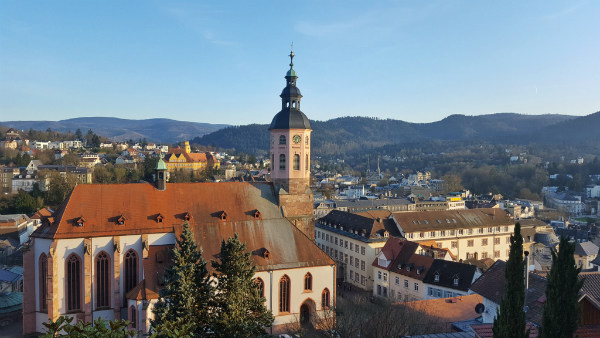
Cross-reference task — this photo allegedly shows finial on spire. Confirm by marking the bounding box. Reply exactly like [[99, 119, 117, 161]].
[[289, 42, 295, 68]]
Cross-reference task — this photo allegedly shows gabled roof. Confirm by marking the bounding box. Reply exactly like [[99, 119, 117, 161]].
[[392, 208, 512, 233], [579, 272, 600, 306], [126, 279, 159, 301], [31, 182, 333, 272], [372, 237, 433, 281], [469, 260, 547, 325], [317, 210, 400, 241], [423, 259, 478, 292], [575, 241, 599, 257], [0, 268, 21, 283]]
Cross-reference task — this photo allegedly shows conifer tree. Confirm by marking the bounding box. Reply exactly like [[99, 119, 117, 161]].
[[210, 234, 273, 338], [493, 222, 529, 338], [539, 236, 583, 338], [151, 222, 212, 337]]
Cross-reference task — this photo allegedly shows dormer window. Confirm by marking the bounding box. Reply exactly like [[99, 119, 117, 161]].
[[434, 272, 440, 282], [156, 214, 164, 223], [117, 215, 126, 225], [219, 211, 228, 221], [406, 266, 411, 272], [253, 210, 261, 219], [184, 212, 192, 222], [75, 217, 86, 227], [453, 275, 459, 286], [263, 249, 270, 259]]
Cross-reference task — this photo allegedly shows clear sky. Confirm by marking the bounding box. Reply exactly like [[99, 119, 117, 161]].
[[1, 1, 599, 125]]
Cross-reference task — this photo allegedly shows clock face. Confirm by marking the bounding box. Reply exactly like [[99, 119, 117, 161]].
[[293, 135, 301, 144]]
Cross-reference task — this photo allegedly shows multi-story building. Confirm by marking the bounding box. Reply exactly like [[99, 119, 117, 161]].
[[392, 209, 515, 262], [164, 141, 220, 174], [0, 166, 19, 194], [316, 209, 399, 290]]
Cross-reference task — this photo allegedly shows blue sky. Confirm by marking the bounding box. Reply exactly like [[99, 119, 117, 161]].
[[1, 1, 599, 125]]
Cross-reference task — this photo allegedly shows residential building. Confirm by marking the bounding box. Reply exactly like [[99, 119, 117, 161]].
[[0, 214, 35, 246], [575, 242, 599, 270], [587, 185, 600, 199], [0, 166, 19, 194], [23, 52, 335, 336], [423, 259, 480, 299], [392, 209, 515, 262], [316, 209, 398, 290]]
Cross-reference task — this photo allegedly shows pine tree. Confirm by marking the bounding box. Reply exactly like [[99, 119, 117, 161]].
[[151, 222, 212, 337], [539, 236, 583, 338], [210, 234, 274, 338], [493, 222, 529, 338]]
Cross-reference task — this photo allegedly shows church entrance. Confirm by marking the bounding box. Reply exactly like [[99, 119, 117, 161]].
[[299, 299, 315, 328]]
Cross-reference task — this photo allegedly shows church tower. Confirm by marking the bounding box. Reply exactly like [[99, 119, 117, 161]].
[[269, 49, 315, 240]]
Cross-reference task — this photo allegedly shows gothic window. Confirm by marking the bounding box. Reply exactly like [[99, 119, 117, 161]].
[[130, 305, 137, 329], [279, 275, 290, 313], [279, 154, 286, 170], [124, 249, 138, 297], [279, 135, 286, 145], [255, 278, 265, 298], [39, 254, 48, 311], [66, 253, 81, 312], [96, 251, 110, 308], [304, 272, 312, 291], [322, 288, 330, 308], [306, 154, 309, 171], [293, 154, 300, 170]]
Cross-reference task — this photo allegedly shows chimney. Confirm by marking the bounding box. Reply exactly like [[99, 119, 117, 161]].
[[524, 250, 530, 290]]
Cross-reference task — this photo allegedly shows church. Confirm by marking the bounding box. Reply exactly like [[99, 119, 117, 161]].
[[22, 51, 335, 336]]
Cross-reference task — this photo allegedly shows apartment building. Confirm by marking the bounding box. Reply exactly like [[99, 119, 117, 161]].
[[316, 210, 398, 290], [392, 209, 515, 262]]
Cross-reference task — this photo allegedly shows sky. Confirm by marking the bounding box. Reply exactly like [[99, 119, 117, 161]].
[[1, 1, 599, 125]]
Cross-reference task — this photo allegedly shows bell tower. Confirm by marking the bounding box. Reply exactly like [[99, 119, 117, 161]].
[[269, 49, 314, 240]]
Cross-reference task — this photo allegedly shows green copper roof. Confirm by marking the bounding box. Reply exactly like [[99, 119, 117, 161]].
[[155, 157, 167, 170], [286, 68, 297, 77]]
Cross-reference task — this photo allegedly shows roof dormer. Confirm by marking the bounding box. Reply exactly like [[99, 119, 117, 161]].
[[117, 215, 126, 225], [75, 216, 86, 227], [156, 213, 164, 223], [218, 211, 228, 221], [253, 210, 261, 219], [184, 212, 192, 222]]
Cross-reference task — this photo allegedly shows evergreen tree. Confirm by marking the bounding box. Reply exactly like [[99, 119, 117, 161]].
[[151, 222, 212, 337], [539, 236, 583, 338], [493, 222, 529, 338], [210, 234, 273, 338]]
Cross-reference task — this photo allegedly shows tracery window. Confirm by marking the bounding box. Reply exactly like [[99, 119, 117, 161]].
[[279, 275, 290, 313], [322, 288, 330, 308], [96, 251, 110, 308], [304, 272, 312, 291], [124, 249, 138, 296], [66, 254, 81, 311], [39, 254, 48, 311]]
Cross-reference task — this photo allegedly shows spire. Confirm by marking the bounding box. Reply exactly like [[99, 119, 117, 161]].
[[286, 44, 298, 78]]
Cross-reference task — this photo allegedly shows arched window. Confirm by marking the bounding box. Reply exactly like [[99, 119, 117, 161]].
[[294, 154, 300, 170], [279, 135, 286, 145], [130, 305, 137, 329], [39, 254, 47, 311], [304, 272, 312, 291], [96, 251, 110, 308], [279, 154, 286, 170], [322, 288, 331, 308], [66, 253, 81, 311], [306, 154, 309, 171], [124, 249, 138, 296], [279, 275, 290, 313], [255, 278, 265, 298]]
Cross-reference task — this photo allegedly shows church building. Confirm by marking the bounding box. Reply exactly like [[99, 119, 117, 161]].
[[22, 51, 335, 336]]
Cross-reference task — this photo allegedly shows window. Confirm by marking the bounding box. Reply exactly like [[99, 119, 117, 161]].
[[306, 154, 309, 171], [350, 243, 354, 251], [467, 240, 474, 247], [430, 231, 436, 237], [304, 272, 312, 291], [482, 252, 488, 259], [279, 154, 286, 170], [96, 251, 110, 308], [451, 241, 458, 249], [436, 242, 443, 248], [255, 278, 265, 298], [66, 253, 81, 312], [361, 246, 365, 255], [279, 275, 290, 313], [355, 257, 359, 267], [383, 272, 387, 281], [124, 249, 138, 297], [378, 271, 382, 280], [335, 237, 338, 246], [322, 288, 330, 308], [383, 287, 388, 297], [428, 287, 433, 296], [361, 260, 365, 271], [453, 276, 459, 286], [482, 239, 488, 246], [350, 255, 354, 267], [494, 238, 500, 245], [450, 230, 455, 236], [466, 252, 471, 259], [404, 280, 408, 288], [419, 232, 425, 238], [130, 306, 137, 329], [414, 283, 419, 291], [395, 277, 400, 285], [478, 228, 484, 234], [494, 251, 500, 258], [279, 135, 286, 144], [506, 237, 510, 244], [345, 241, 348, 249], [39, 254, 48, 311], [434, 272, 440, 282], [377, 285, 382, 295], [468, 229, 473, 235], [293, 154, 300, 170]]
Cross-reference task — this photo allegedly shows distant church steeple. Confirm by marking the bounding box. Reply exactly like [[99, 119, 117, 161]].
[[155, 154, 168, 191]]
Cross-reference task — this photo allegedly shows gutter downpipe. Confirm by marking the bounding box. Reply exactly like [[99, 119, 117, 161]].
[[269, 270, 273, 335]]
